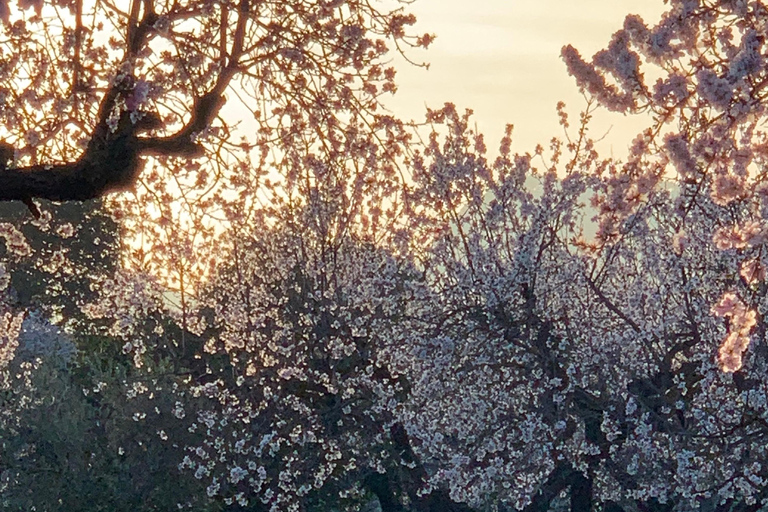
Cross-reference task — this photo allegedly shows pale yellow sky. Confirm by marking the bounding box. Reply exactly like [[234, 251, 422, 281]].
[[385, 0, 668, 158]]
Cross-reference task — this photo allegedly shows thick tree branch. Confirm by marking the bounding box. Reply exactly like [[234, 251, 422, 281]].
[[0, 84, 227, 203], [0, 111, 149, 201], [137, 91, 227, 157], [0, 0, 249, 205]]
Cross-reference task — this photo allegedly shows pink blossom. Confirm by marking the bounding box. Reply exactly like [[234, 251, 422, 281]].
[[711, 172, 746, 206], [712, 221, 764, 250], [561, 45, 632, 112], [17, 0, 42, 15], [718, 331, 750, 373], [696, 69, 733, 109], [712, 292, 742, 317], [125, 80, 150, 112], [622, 15, 649, 45], [593, 29, 642, 93], [740, 258, 765, 285], [672, 230, 688, 255], [0, 223, 32, 257], [712, 293, 756, 371], [727, 29, 763, 81], [664, 134, 697, 178], [653, 74, 689, 105], [0, 311, 23, 369]]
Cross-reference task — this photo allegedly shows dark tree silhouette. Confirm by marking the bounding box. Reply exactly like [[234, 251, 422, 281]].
[[0, 0, 427, 206]]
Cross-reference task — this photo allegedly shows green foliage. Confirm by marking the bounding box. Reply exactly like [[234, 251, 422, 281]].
[[0, 200, 120, 327], [0, 332, 219, 512]]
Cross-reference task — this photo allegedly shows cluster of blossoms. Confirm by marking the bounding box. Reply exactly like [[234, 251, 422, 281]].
[[711, 293, 756, 372], [712, 221, 765, 251], [0, 227, 27, 369]]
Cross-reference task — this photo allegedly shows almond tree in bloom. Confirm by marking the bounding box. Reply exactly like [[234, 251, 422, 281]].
[[396, 101, 768, 511], [384, 0, 768, 509], [0, 0, 428, 201], [561, 0, 768, 374], [161, 93, 490, 510], [0, 0, 429, 295]]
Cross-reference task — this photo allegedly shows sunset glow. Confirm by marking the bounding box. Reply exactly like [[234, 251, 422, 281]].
[[386, 0, 667, 156]]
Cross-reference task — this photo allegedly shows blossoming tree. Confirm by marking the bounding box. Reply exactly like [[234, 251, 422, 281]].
[[389, 0, 768, 509]]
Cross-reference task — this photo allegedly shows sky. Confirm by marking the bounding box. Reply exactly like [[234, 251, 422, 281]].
[[383, 0, 669, 159]]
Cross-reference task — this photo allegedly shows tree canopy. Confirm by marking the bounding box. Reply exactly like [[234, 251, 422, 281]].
[[4, 0, 768, 512]]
